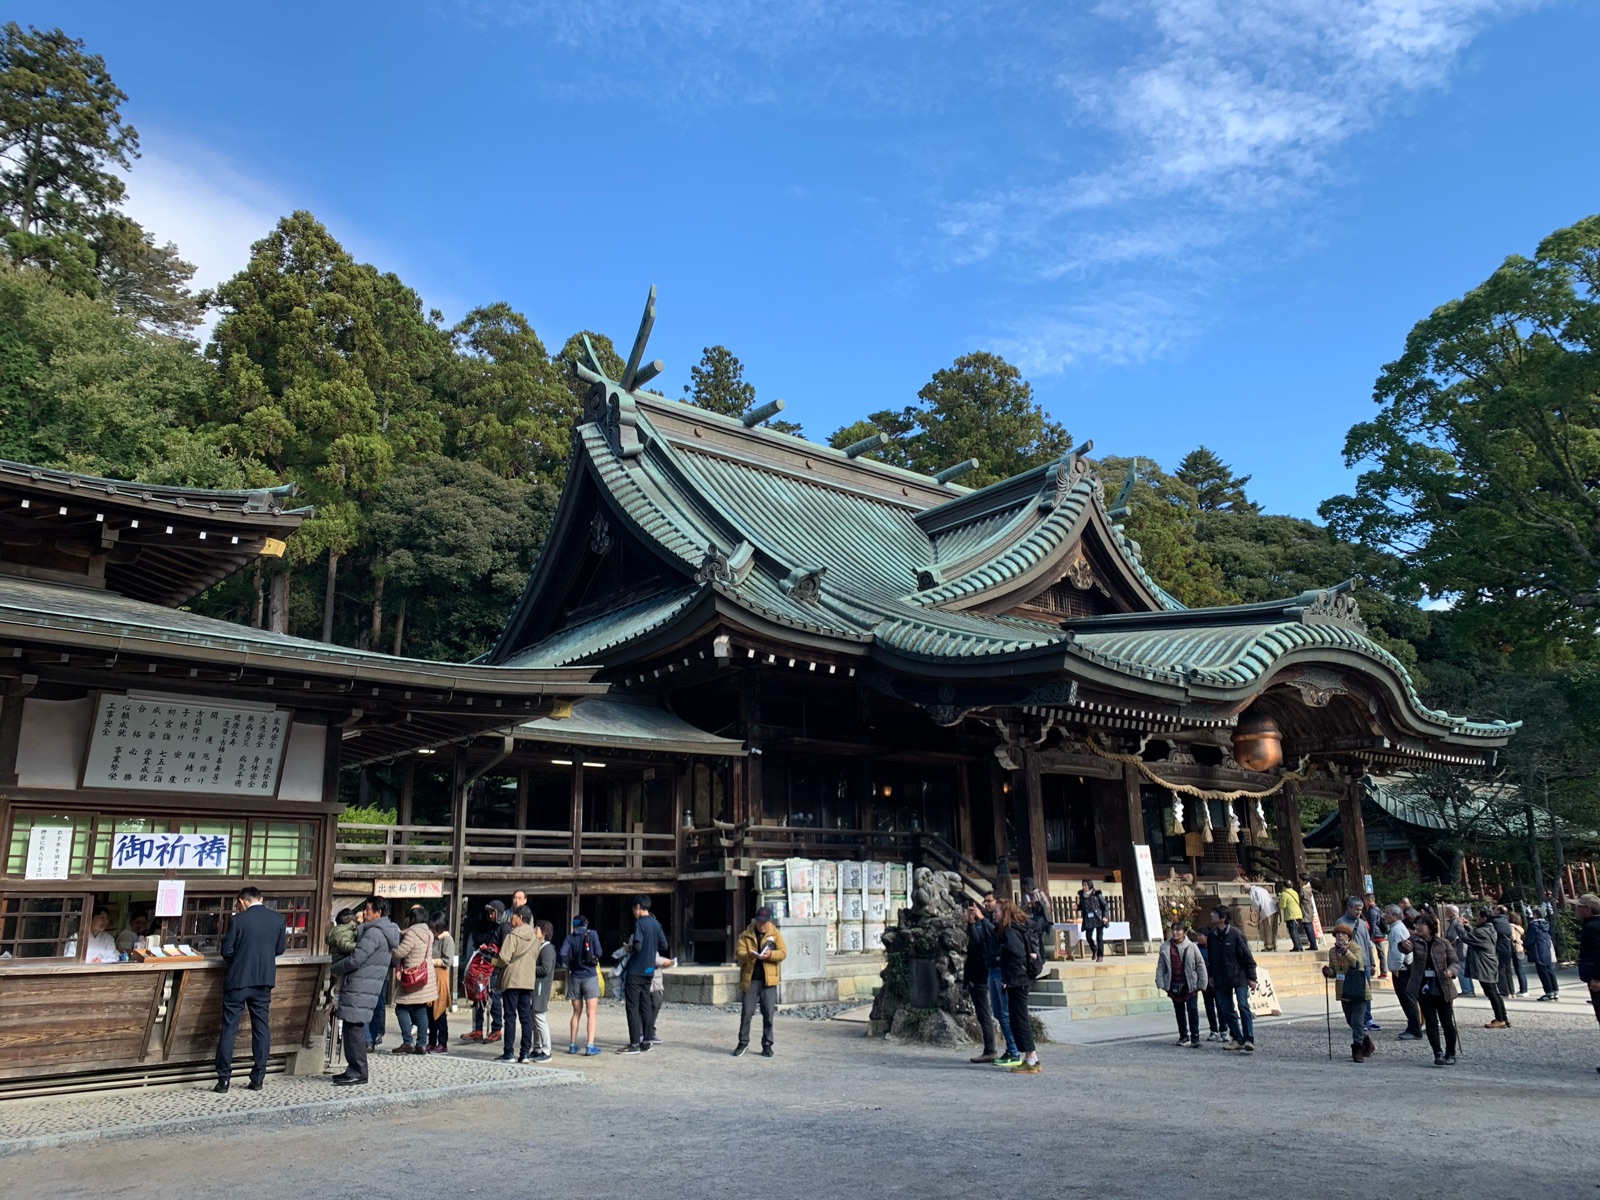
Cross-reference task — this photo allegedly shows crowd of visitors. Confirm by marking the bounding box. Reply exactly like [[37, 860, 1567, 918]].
[[304, 882, 1600, 1089]]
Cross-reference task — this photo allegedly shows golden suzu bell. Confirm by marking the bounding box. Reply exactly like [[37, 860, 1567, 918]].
[[1231, 711, 1283, 773]]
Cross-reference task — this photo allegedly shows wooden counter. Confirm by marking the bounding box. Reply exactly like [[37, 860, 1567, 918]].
[[0, 955, 330, 1085]]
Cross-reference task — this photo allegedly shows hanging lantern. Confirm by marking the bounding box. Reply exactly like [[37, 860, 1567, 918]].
[[1231, 710, 1283, 773]]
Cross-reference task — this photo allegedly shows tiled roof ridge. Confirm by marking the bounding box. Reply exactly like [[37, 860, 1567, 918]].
[[0, 457, 309, 518]]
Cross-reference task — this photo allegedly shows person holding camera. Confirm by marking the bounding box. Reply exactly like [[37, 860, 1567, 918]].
[[733, 905, 787, 1058], [963, 900, 999, 1063], [1154, 921, 1207, 1048]]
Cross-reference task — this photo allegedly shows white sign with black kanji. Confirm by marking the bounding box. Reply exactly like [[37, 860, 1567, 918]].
[[83, 693, 290, 796]]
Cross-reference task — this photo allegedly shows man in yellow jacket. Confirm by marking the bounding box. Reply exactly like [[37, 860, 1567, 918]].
[[733, 906, 787, 1058]]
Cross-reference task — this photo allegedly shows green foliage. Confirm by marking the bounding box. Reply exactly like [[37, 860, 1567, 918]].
[[1322, 214, 1600, 665], [370, 455, 555, 661], [0, 264, 238, 484], [1097, 456, 1235, 608], [830, 351, 1072, 486], [204, 210, 449, 566], [1175, 446, 1258, 513], [444, 302, 575, 481], [0, 23, 198, 333], [684, 344, 756, 418]]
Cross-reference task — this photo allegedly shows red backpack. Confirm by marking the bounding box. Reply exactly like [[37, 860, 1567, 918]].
[[463, 942, 499, 1004]]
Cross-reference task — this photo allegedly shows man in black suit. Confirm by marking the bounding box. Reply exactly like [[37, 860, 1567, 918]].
[[214, 886, 287, 1093]]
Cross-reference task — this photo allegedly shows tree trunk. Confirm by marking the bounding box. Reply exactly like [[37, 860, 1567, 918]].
[[251, 560, 265, 629], [369, 572, 385, 649], [267, 569, 290, 634], [391, 594, 407, 656], [321, 550, 340, 644]]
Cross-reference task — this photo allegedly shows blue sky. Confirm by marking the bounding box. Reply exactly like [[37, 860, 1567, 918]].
[[17, 1, 1599, 518]]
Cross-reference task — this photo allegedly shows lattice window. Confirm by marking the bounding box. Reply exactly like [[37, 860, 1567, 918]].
[[248, 821, 315, 877], [264, 893, 313, 951], [0, 894, 87, 960], [4, 814, 94, 876]]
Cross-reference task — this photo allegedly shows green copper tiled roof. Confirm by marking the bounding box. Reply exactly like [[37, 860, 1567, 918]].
[[489, 372, 1511, 749]]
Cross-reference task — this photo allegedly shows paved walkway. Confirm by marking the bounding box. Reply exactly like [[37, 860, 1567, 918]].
[[0, 1051, 582, 1157]]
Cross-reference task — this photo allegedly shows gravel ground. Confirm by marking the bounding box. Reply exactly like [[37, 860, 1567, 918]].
[[3, 999, 1596, 1199]]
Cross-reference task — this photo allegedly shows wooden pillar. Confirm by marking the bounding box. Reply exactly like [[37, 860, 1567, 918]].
[[1117, 763, 1154, 944], [740, 669, 762, 825], [1015, 748, 1049, 897], [450, 747, 468, 931], [989, 761, 1009, 877], [569, 762, 584, 911], [1274, 781, 1308, 882], [955, 764, 974, 859], [397, 757, 415, 866], [1338, 773, 1371, 894]]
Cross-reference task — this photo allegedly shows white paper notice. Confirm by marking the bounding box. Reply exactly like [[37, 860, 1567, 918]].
[[155, 878, 186, 917], [25, 826, 72, 880]]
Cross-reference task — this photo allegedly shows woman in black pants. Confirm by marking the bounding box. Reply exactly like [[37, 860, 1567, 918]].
[[998, 899, 1041, 1074], [1465, 908, 1509, 1028], [1400, 914, 1460, 1066], [1078, 881, 1107, 963]]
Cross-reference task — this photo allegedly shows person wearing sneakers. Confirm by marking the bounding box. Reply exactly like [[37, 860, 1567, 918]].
[[530, 920, 556, 1062], [982, 892, 1020, 1063], [494, 905, 538, 1064], [1324, 924, 1374, 1063], [1525, 910, 1559, 1001], [1194, 929, 1224, 1041], [1465, 907, 1509, 1029], [1208, 905, 1258, 1053], [1278, 878, 1308, 952], [996, 898, 1042, 1074], [1574, 893, 1600, 1071], [619, 895, 666, 1054], [1383, 904, 1425, 1042], [963, 900, 1000, 1064], [733, 906, 786, 1058], [561, 915, 603, 1056], [463, 900, 506, 1046], [1155, 921, 1207, 1048]]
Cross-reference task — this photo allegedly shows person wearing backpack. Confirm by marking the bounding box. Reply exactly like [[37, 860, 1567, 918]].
[[1207, 904, 1258, 1053], [561, 915, 603, 1055], [997, 898, 1042, 1074]]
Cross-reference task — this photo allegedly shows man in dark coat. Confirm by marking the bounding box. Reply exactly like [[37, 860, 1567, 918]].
[[963, 900, 999, 1063], [1576, 893, 1600, 1072], [619, 895, 666, 1054], [214, 886, 287, 1093], [329, 895, 401, 1086], [1207, 905, 1258, 1052]]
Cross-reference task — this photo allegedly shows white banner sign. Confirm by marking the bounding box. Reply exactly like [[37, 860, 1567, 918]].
[[1133, 844, 1164, 941], [25, 826, 72, 880], [111, 832, 231, 871], [84, 694, 289, 796]]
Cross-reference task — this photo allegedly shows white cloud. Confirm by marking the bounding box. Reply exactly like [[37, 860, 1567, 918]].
[[940, 0, 1546, 372], [118, 137, 286, 297]]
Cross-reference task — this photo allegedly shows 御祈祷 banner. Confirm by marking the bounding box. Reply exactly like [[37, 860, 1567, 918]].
[[111, 831, 231, 870], [83, 693, 290, 796]]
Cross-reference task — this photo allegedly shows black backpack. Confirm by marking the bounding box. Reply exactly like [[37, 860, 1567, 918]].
[[569, 931, 598, 970], [1020, 923, 1047, 979]]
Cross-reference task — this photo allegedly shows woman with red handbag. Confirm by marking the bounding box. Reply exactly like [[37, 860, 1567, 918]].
[[392, 904, 438, 1054]]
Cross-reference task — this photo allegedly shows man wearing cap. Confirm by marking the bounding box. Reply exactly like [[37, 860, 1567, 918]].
[[1577, 893, 1600, 1071], [464, 900, 507, 1044], [733, 906, 787, 1058]]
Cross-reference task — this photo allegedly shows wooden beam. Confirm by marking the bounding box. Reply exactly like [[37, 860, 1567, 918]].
[[1016, 748, 1049, 896], [1338, 773, 1371, 893], [1114, 763, 1155, 943], [1274, 780, 1308, 882]]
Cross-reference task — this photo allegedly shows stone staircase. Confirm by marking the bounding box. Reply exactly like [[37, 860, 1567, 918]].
[[1030, 950, 1334, 1020]]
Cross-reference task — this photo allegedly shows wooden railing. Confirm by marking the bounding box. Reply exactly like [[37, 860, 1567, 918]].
[[335, 822, 677, 875]]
